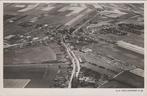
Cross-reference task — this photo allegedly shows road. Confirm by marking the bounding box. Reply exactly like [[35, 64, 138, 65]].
[[98, 71, 125, 88], [4, 5, 99, 88], [72, 5, 99, 35], [70, 51, 80, 77], [61, 42, 80, 88], [4, 62, 66, 67], [64, 7, 99, 88], [4, 36, 49, 49]]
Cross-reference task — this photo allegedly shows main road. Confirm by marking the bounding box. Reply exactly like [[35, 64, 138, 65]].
[[62, 6, 99, 88], [4, 4, 100, 88], [61, 42, 80, 88]]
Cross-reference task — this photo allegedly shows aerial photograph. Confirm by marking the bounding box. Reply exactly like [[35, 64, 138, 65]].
[[3, 3, 144, 88]]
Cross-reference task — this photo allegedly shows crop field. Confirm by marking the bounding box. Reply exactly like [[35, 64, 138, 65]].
[[4, 3, 94, 36], [3, 3, 144, 88], [4, 46, 57, 65], [78, 3, 144, 70], [4, 65, 59, 88]]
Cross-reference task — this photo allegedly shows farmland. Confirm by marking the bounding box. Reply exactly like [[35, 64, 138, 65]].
[[4, 3, 144, 88]]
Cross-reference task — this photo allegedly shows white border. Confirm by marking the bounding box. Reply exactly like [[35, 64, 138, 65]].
[[0, 1, 146, 96], [1, 0, 146, 3]]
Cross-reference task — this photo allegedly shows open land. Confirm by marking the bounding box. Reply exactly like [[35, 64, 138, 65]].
[[4, 3, 144, 88]]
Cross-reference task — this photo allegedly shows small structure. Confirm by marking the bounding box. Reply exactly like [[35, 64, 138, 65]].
[[82, 48, 92, 53], [4, 35, 15, 40], [32, 37, 39, 41]]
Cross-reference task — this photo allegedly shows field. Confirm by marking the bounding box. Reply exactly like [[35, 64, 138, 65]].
[[3, 3, 144, 88], [4, 65, 59, 88], [76, 3, 144, 70], [4, 3, 93, 36], [4, 46, 56, 65]]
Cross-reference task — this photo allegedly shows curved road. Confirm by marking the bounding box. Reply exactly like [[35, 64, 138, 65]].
[[63, 7, 99, 88], [61, 42, 80, 88], [67, 48, 80, 88]]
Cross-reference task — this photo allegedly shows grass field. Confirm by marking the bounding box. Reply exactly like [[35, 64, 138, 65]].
[[4, 46, 56, 65], [4, 3, 144, 88]]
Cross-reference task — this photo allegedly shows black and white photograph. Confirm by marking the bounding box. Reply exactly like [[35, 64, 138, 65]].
[[3, 3, 144, 88]]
